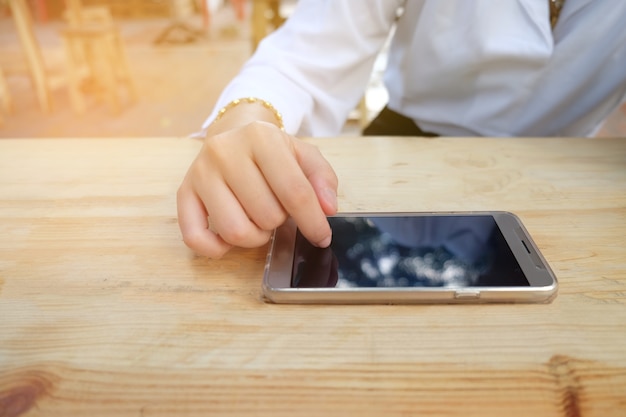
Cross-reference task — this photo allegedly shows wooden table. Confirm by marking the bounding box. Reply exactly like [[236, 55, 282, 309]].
[[0, 137, 625, 416]]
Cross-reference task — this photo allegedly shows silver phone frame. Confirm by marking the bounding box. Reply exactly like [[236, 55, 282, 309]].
[[262, 212, 558, 304]]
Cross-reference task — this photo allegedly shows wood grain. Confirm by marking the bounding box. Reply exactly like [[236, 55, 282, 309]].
[[0, 137, 625, 416]]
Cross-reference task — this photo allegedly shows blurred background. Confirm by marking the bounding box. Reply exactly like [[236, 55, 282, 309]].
[[0, 0, 624, 138]]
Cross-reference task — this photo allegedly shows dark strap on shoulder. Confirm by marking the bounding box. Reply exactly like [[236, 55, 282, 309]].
[[550, 0, 565, 29], [362, 106, 439, 137]]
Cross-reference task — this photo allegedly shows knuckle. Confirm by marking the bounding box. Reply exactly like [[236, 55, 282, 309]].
[[201, 133, 248, 170], [181, 229, 205, 252], [246, 121, 290, 147], [181, 229, 231, 259], [216, 217, 273, 248], [254, 209, 288, 231], [205, 245, 230, 260], [246, 119, 279, 134], [218, 222, 258, 247], [200, 137, 228, 165]]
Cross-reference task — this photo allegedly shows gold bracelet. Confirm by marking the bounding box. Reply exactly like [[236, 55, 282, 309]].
[[212, 97, 285, 131]]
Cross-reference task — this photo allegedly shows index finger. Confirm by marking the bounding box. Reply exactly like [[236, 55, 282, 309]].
[[254, 135, 332, 247]]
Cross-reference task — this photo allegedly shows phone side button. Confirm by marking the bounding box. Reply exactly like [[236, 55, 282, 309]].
[[454, 290, 481, 300]]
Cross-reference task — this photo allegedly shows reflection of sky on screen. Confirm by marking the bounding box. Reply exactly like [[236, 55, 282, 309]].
[[332, 217, 489, 288]]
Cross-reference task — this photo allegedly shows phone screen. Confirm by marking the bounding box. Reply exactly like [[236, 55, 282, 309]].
[[291, 215, 529, 289]]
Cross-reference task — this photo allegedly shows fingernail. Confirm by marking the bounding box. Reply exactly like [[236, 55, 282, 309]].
[[322, 188, 337, 211]]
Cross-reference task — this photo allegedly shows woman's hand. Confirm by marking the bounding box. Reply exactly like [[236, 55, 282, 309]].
[[177, 104, 338, 259]]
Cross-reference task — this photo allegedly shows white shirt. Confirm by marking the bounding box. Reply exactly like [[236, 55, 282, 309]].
[[204, 0, 626, 137]]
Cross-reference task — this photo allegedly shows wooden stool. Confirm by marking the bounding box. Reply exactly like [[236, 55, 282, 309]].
[[61, 4, 137, 114], [7, 0, 86, 114]]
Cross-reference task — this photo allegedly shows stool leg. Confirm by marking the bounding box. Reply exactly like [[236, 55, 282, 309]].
[[62, 36, 86, 115], [251, 0, 267, 51], [98, 35, 121, 114], [0, 66, 13, 118], [358, 95, 369, 129], [112, 31, 137, 103]]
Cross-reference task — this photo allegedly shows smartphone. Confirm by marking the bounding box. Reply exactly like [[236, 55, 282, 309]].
[[262, 212, 558, 304]]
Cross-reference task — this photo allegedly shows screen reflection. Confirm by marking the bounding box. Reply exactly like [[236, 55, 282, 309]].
[[291, 216, 529, 289]]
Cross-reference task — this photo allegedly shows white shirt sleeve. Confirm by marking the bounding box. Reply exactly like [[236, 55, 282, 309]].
[[202, 0, 403, 136]]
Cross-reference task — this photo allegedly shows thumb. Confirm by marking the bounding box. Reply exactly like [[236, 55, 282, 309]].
[[294, 139, 339, 216]]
